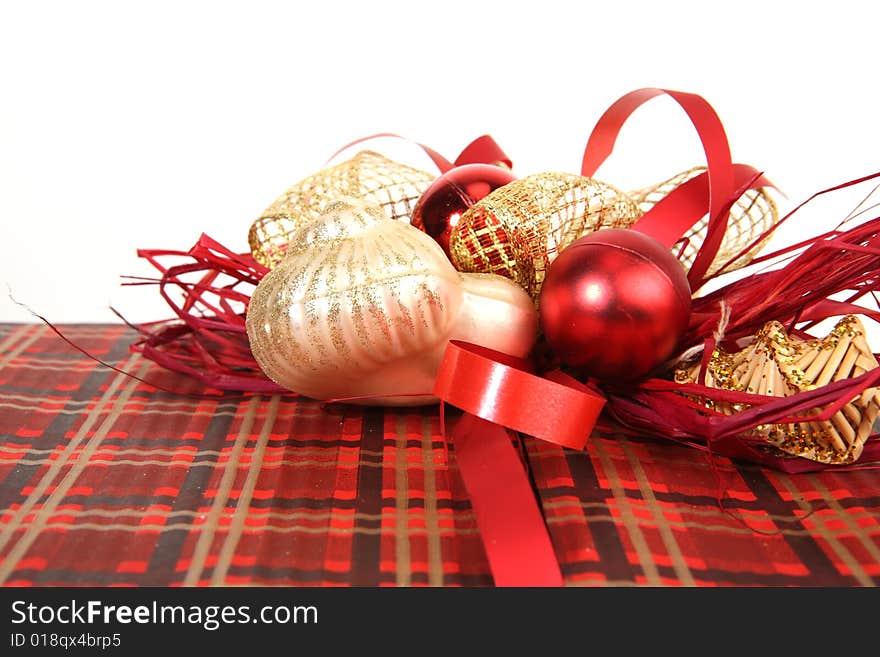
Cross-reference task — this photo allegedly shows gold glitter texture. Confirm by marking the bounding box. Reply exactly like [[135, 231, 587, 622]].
[[676, 315, 880, 464], [448, 172, 642, 299], [248, 151, 436, 268], [629, 166, 779, 276]]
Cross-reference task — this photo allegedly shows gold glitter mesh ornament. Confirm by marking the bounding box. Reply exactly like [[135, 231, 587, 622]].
[[630, 166, 779, 276], [675, 315, 880, 464], [248, 150, 436, 268], [449, 172, 642, 299]]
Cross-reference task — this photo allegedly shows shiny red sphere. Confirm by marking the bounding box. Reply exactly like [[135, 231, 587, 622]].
[[411, 163, 516, 257], [539, 229, 691, 381]]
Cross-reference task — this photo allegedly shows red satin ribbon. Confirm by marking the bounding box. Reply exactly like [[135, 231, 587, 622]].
[[434, 341, 604, 451], [434, 341, 605, 586], [582, 88, 735, 219]]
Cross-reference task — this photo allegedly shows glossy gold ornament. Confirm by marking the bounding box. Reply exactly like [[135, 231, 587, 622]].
[[675, 315, 880, 464], [248, 151, 436, 268], [246, 199, 537, 405], [629, 166, 779, 276], [449, 172, 642, 299]]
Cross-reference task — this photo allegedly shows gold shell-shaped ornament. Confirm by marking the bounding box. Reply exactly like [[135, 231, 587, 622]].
[[248, 151, 437, 269], [246, 199, 537, 405], [448, 172, 643, 300]]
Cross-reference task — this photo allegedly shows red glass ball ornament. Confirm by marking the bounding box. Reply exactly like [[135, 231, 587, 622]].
[[539, 228, 691, 381], [411, 163, 516, 257]]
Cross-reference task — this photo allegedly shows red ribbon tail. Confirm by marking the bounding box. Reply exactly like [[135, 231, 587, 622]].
[[451, 412, 564, 587]]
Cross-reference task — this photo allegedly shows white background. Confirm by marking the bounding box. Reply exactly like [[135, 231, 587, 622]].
[[1, 2, 878, 339]]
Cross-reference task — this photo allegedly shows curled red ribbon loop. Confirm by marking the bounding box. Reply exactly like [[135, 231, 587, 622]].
[[581, 88, 735, 220], [433, 341, 606, 451], [432, 341, 606, 586], [580, 87, 774, 289]]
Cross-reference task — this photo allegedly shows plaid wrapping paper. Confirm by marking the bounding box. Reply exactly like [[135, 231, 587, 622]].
[[0, 323, 878, 586]]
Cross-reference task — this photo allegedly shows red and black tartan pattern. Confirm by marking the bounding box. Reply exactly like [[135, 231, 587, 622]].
[[1, 323, 878, 586]]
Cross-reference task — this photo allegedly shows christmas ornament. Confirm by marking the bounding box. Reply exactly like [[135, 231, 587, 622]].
[[676, 315, 880, 464], [540, 228, 691, 380], [629, 166, 779, 275], [131, 87, 880, 475], [246, 199, 537, 405], [449, 172, 642, 299], [411, 163, 516, 258], [248, 150, 436, 268]]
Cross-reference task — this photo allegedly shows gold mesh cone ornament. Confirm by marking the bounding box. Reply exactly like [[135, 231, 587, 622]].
[[248, 151, 436, 268], [630, 166, 779, 276], [675, 315, 880, 464], [449, 173, 642, 299]]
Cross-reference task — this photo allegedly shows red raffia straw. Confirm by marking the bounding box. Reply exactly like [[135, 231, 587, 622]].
[[127, 234, 285, 393]]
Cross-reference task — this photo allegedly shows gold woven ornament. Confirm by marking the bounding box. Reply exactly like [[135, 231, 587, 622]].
[[248, 150, 436, 268], [675, 315, 880, 464], [448, 172, 642, 299], [629, 167, 779, 276]]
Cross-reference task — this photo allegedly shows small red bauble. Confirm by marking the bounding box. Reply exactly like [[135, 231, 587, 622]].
[[411, 163, 516, 258], [539, 228, 691, 381]]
